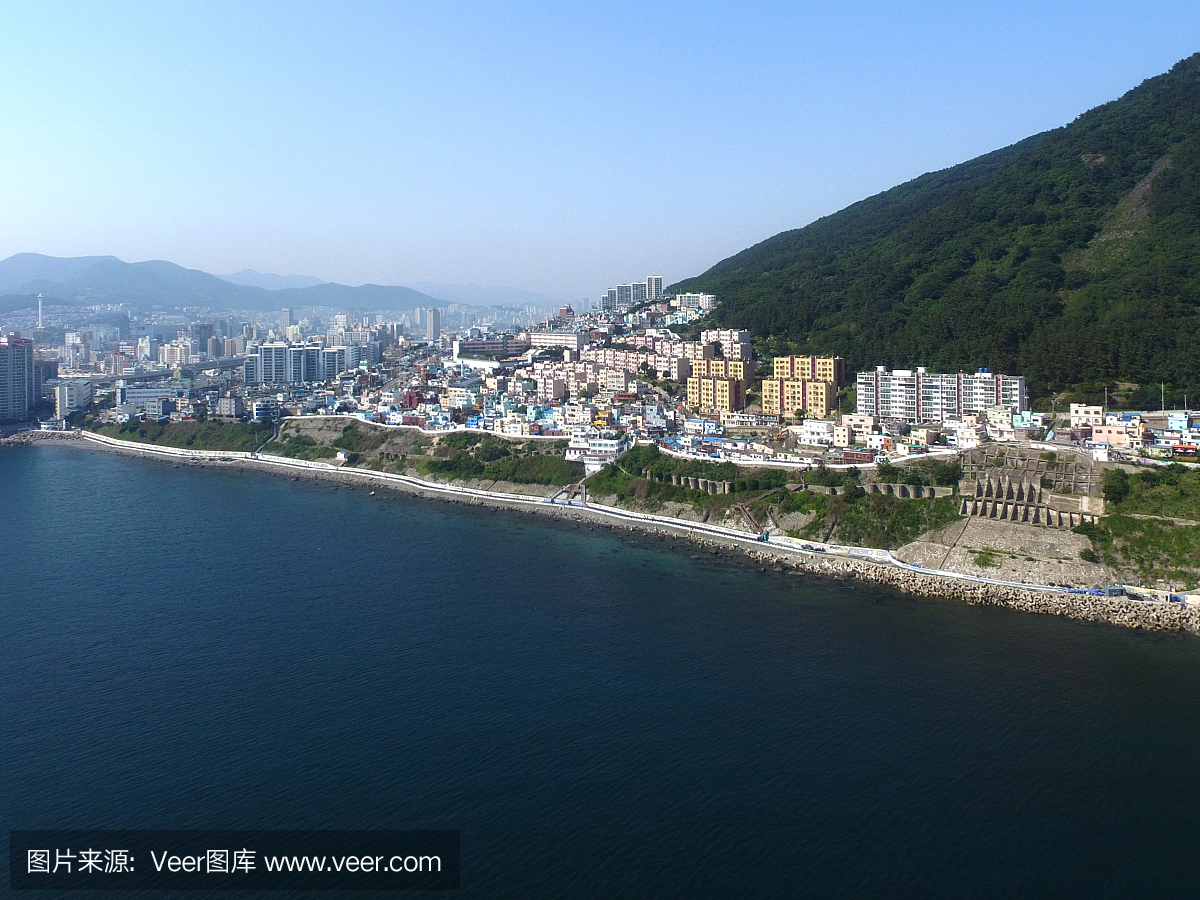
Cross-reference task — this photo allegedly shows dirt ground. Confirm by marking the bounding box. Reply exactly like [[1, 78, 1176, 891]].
[[895, 518, 1111, 588]]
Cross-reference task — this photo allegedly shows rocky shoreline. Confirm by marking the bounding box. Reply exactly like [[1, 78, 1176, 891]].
[[9, 429, 1199, 636]]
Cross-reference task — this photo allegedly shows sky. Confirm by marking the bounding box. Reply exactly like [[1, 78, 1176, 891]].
[[0, 2, 1198, 303]]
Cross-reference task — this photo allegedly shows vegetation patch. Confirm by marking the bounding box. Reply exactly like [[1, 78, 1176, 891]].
[[1074, 516, 1200, 588], [331, 423, 388, 454], [827, 495, 963, 549], [414, 433, 582, 485], [874, 459, 962, 487], [1102, 464, 1200, 521], [971, 548, 1002, 569], [272, 433, 338, 461], [585, 445, 795, 509], [91, 419, 272, 452]]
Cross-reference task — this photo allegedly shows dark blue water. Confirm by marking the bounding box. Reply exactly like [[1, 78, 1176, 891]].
[[3, 444, 1200, 898]]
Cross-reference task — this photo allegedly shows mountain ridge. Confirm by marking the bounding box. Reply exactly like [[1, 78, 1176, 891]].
[[0, 254, 438, 312], [220, 269, 326, 290]]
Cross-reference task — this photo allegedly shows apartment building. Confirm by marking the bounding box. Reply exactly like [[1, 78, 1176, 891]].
[[761, 378, 835, 418], [691, 358, 752, 382], [0, 333, 34, 421], [673, 292, 718, 311], [856, 367, 1027, 423], [244, 342, 361, 385], [833, 423, 856, 448], [686, 375, 745, 412], [772, 355, 846, 386], [528, 331, 587, 351], [699, 329, 754, 361]]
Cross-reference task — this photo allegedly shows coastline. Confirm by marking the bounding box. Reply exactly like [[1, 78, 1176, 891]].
[[10, 429, 1200, 635]]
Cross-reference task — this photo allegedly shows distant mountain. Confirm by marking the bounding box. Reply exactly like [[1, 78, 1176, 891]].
[[0, 254, 438, 312], [271, 281, 439, 310], [0, 253, 122, 293], [410, 281, 564, 309], [674, 52, 1200, 394], [11, 257, 256, 308], [220, 269, 326, 290]]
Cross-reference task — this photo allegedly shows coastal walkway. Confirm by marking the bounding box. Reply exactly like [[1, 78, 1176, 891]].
[[73, 430, 1196, 606]]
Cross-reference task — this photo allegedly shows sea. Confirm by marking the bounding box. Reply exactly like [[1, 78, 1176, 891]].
[[3, 443, 1200, 898]]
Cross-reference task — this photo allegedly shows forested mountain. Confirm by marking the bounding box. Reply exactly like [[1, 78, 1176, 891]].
[[672, 53, 1200, 396]]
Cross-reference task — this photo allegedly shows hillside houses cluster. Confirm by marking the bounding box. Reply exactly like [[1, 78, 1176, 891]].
[[36, 273, 1197, 473]]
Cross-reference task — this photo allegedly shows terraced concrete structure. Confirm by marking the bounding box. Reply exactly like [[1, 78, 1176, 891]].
[[958, 447, 1105, 529]]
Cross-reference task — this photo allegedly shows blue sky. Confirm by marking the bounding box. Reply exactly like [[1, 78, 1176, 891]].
[[0, 2, 1197, 302]]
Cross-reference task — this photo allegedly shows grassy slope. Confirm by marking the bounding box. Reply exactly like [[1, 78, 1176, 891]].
[[586, 446, 961, 548], [268, 421, 583, 486], [91, 419, 272, 452], [1079, 465, 1200, 587]]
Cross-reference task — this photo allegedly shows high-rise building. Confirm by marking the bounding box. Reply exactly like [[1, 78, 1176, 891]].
[[286, 343, 321, 383], [616, 285, 633, 306], [0, 333, 34, 421], [647, 276, 663, 301], [856, 367, 1027, 423], [33, 356, 58, 401], [426, 308, 441, 341], [137, 336, 159, 361], [190, 322, 214, 344], [257, 341, 289, 384], [280, 308, 293, 332]]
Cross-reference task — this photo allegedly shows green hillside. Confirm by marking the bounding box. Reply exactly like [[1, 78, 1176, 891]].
[[673, 53, 1200, 400]]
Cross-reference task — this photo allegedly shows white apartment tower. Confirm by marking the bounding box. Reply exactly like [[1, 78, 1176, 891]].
[[856, 367, 1027, 423], [258, 341, 289, 384]]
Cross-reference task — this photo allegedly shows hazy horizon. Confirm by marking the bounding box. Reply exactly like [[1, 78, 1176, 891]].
[[2, 3, 1198, 302]]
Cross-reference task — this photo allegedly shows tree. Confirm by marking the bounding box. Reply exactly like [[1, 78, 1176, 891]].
[[1102, 469, 1130, 505]]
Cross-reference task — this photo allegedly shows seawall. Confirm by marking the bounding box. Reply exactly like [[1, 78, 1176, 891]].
[[9, 429, 1199, 636]]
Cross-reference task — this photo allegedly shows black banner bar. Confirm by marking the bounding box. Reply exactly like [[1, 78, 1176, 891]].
[[9, 830, 459, 891]]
